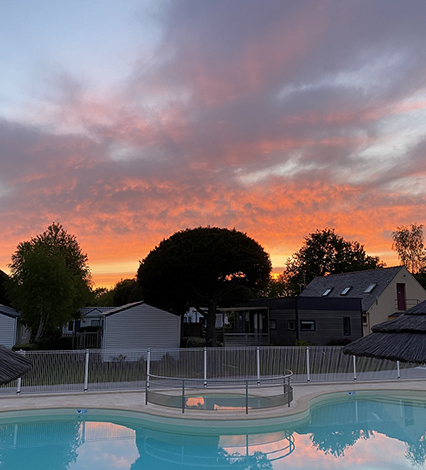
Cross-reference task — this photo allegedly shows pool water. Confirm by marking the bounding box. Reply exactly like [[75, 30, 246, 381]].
[[1, 396, 426, 469]]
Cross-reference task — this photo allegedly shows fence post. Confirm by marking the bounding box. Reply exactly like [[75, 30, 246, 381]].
[[204, 347, 207, 387], [245, 380, 249, 414], [256, 346, 260, 385], [145, 376, 148, 405], [397, 360, 400, 379], [146, 349, 151, 390], [182, 380, 185, 414], [287, 375, 291, 407], [84, 349, 89, 392], [16, 349, 24, 395], [353, 355, 357, 381], [306, 347, 311, 383]]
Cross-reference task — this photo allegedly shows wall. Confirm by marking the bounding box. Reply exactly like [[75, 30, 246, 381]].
[[103, 303, 181, 351], [0, 313, 16, 348]]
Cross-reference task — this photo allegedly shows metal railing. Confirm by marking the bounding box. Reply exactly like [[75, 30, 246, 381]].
[[394, 298, 422, 310], [146, 372, 293, 413], [2, 346, 426, 396]]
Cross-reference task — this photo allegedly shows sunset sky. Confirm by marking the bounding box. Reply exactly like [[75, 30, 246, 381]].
[[1, 0, 426, 288]]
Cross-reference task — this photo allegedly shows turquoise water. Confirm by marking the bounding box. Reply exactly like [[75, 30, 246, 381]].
[[1, 396, 426, 469]]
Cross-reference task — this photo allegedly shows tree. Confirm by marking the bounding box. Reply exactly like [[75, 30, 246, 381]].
[[137, 227, 271, 346], [8, 223, 92, 342], [113, 278, 143, 306], [281, 228, 384, 296], [0, 269, 10, 305], [391, 224, 426, 274], [91, 278, 143, 307]]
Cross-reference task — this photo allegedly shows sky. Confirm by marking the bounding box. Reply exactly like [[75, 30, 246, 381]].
[[1, 0, 426, 288]]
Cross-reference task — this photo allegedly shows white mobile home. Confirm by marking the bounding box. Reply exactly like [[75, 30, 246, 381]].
[[101, 301, 181, 351], [0, 305, 30, 348]]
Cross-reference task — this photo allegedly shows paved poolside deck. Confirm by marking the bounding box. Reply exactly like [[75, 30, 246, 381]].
[[1, 379, 425, 426]]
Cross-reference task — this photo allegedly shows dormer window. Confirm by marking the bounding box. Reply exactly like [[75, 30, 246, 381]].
[[322, 288, 333, 296], [364, 283, 377, 294], [341, 286, 352, 296]]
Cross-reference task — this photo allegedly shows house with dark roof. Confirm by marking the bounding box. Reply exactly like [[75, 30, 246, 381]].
[[219, 296, 363, 346], [299, 266, 426, 335]]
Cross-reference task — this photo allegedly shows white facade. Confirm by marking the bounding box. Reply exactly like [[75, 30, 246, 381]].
[[0, 307, 17, 349], [364, 267, 426, 335], [101, 301, 181, 351]]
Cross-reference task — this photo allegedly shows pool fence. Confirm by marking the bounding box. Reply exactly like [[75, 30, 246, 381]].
[[1, 345, 426, 395]]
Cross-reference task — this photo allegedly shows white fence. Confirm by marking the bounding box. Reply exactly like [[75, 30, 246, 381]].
[[1, 346, 426, 395]]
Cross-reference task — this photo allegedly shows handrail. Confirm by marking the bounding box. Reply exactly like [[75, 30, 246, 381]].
[[147, 372, 292, 385], [146, 371, 293, 414]]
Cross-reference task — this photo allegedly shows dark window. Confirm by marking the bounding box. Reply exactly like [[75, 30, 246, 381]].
[[91, 320, 100, 327], [362, 314, 368, 326], [343, 317, 351, 336], [270, 320, 277, 330], [287, 320, 295, 331], [300, 320, 315, 331], [68, 321, 74, 332]]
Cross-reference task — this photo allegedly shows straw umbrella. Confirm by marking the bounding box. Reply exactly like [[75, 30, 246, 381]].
[[343, 300, 426, 363], [0, 344, 32, 385]]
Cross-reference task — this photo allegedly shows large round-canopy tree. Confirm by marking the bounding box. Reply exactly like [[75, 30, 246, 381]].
[[137, 227, 272, 346]]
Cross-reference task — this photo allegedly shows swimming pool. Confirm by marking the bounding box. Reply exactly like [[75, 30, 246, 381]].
[[1, 394, 426, 469]]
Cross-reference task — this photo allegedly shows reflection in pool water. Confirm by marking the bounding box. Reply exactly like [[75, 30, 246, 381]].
[[1, 396, 426, 469]]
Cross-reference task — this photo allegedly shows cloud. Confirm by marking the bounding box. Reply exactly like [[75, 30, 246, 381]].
[[2, 1, 426, 285]]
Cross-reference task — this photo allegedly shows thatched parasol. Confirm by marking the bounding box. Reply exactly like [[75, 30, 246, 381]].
[[0, 344, 32, 385], [343, 300, 426, 364]]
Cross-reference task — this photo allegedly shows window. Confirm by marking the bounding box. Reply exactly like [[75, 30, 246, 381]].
[[364, 283, 377, 294], [270, 320, 277, 330], [362, 314, 368, 326], [300, 320, 315, 331], [340, 286, 352, 295], [91, 320, 100, 327], [287, 320, 295, 331], [343, 317, 351, 336], [322, 288, 333, 296]]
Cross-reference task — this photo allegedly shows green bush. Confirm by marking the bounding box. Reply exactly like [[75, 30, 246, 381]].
[[12, 343, 39, 351], [182, 336, 206, 348]]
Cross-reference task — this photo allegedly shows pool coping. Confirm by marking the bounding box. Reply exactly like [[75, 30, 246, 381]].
[[1, 379, 426, 429]]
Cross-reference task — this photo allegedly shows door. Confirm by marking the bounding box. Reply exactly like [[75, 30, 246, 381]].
[[396, 283, 406, 310]]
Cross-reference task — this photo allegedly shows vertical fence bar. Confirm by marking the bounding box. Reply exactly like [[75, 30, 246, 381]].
[[16, 349, 24, 395], [287, 375, 291, 407], [256, 347, 260, 385], [146, 348, 151, 390], [245, 380, 249, 415], [283, 377, 286, 406], [397, 360, 400, 379], [306, 347, 311, 383], [353, 355, 357, 381], [204, 347, 207, 387], [182, 380, 185, 414], [84, 349, 90, 391]]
